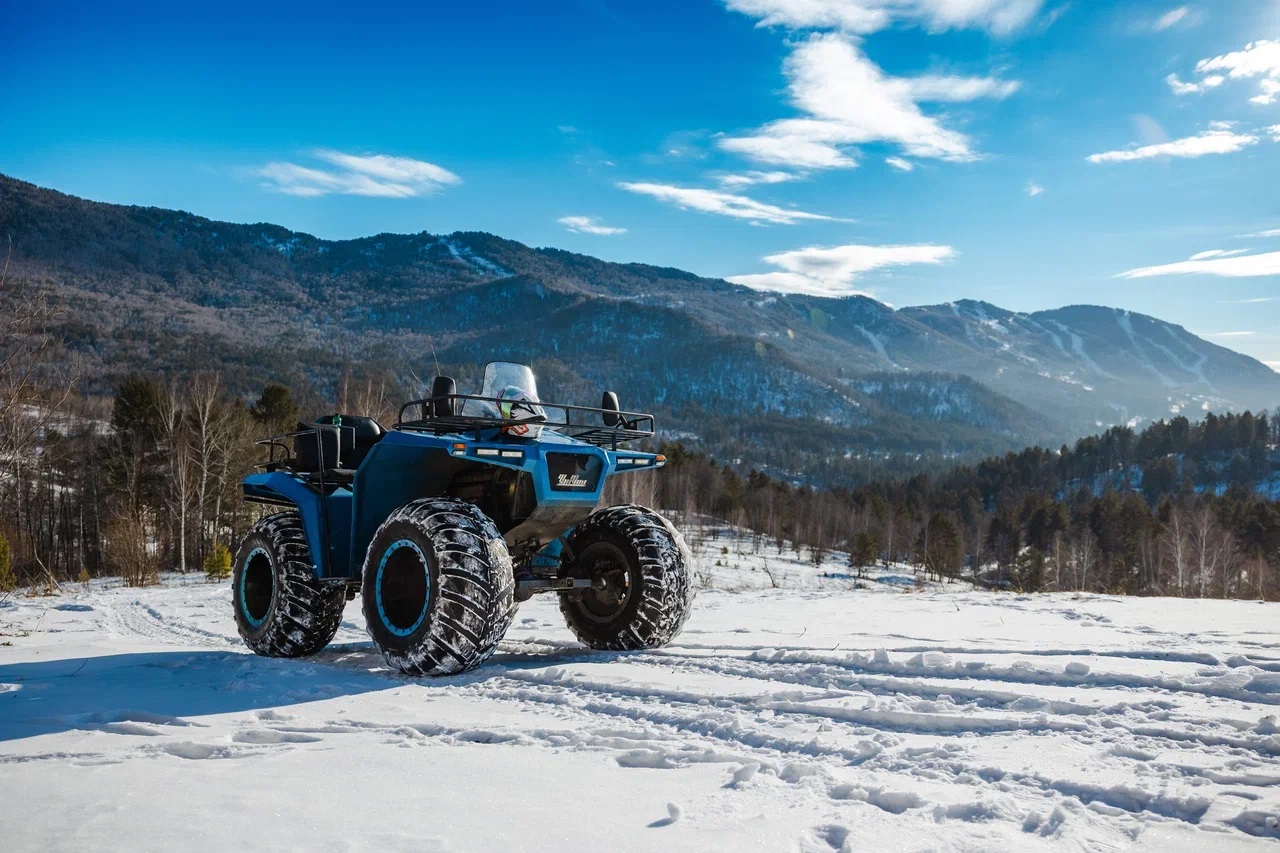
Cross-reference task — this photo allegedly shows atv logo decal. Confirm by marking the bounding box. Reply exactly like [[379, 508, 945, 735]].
[[556, 473, 590, 488]]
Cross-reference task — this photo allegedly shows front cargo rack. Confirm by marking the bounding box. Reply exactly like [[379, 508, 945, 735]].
[[396, 394, 654, 450]]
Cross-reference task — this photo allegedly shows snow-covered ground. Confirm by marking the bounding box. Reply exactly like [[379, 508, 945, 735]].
[[3, 531, 1280, 852]]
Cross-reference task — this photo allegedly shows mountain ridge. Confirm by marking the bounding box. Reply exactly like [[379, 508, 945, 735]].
[[3, 172, 1278, 484]]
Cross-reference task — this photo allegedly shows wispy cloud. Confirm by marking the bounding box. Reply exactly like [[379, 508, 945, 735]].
[[885, 157, 915, 171], [1206, 330, 1256, 337], [1118, 250, 1280, 279], [718, 33, 1019, 171], [716, 170, 801, 188], [723, 0, 1046, 35], [1189, 249, 1249, 260], [1243, 228, 1280, 238], [558, 215, 627, 236], [1087, 129, 1257, 163], [1170, 39, 1280, 105], [1223, 296, 1278, 304], [1026, 181, 1044, 197], [729, 242, 955, 296], [1152, 6, 1189, 31], [257, 150, 461, 197], [618, 182, 840, 225]]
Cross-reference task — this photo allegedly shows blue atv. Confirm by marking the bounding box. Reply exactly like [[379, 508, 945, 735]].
[[232, 362, 694, 676]]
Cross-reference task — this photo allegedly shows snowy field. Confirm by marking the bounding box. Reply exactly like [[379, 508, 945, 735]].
[[3, 533, 1280, 852]]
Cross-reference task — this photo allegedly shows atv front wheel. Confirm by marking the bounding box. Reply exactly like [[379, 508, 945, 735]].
[[558, 505, 694, 651], [232, 512, 347, 658], [361, 497, 516, 676]]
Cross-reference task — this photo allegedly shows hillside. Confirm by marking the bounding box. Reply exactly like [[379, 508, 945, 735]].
[[4, 173, 1279, 484]]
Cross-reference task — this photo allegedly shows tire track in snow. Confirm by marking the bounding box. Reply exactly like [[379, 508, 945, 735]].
[[103, 598, 239, 649]]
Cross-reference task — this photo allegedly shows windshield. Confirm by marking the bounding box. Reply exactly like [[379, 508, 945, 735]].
[[461, 362, 556, 435], [479, 362, 540, 401]]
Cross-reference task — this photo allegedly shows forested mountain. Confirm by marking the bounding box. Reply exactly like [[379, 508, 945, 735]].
[[3, 173, 1278, 485]]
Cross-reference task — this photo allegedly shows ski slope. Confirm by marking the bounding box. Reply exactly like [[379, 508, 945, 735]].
[[2, 537, 1280, 852]]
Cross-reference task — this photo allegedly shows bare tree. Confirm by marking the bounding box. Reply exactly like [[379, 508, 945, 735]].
[[1161, 509, 1192, 596], [157, 382, 197, 573], [1069, 528, 1097, 592], [187, 374, 230, 560], [0, 243, 77, 590], [0, 242, 76, 486], [1189, 507, 1235, 599]]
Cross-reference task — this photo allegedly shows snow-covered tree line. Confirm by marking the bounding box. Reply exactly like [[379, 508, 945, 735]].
[[615, 434, 1280, 600], [0, 373, 296, 588]]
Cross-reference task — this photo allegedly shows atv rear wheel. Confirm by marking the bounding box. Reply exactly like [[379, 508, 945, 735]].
[[558, 505, 693, 651], [232, 512, 347, 658], [361, 497, 516, 676]]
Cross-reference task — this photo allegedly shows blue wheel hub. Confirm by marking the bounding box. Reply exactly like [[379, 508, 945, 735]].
[[375, 539, 431, 636], [240, 547, 274, 627]]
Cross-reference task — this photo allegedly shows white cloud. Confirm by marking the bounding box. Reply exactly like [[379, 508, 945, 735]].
[[717, 170, 801, 187], [1206, 330, 1256, 337], [1026, 181, 1044, 196], [1118, 251, 1280, 279], [558, 216, 627, 236], [885, 156, 915, 171], [1166, 73, 1224, 95], [257, 150, 461, 197], [1153, 6, 1188, 31], [1255, 80, 1280, 106], [1170, 40, 1280, 105], [723, 0, 1046, 35], [719, 34, 1017, 171], [1244, 228, 1280, 238], [1188, 249, 1249, 261], [1087, 129, 1257, 163], [729, 242, 955, 296], [903, 75, 1021, 101], [617, 182, 839, 224], [1268, 124, 1280, 142]]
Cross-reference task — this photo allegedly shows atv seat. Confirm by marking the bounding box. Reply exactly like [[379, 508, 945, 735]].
[[313, 415, 386, 469], [286, 420, 363, 489]]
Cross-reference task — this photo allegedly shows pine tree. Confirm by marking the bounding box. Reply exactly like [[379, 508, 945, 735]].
[[250, 384, 300, 436], [849, 531, 879, 578], [203, 542, 232, 581]]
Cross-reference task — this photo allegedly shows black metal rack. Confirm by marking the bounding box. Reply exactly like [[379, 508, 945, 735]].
[[396, 394, 655, 450]]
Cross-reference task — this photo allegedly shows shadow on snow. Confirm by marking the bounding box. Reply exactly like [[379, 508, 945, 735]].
[[0, 640, 631, 742]]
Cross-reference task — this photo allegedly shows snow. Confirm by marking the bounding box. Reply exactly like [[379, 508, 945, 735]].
[[854, 326, 902, 369], [1045, 318, 1115, 380], [1117, 310, 1178, 389], [3, 532, 1280, 851]]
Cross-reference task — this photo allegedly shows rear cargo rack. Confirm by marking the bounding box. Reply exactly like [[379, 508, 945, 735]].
[[396, 394, 654, 450]]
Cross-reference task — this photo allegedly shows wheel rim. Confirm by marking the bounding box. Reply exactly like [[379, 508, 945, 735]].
[[376, 539, 431, 636], [576, 541, 634, 624], [240, 547, 274, 627]]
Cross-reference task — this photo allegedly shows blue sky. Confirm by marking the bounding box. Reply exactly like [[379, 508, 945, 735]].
[[4, 0, 1280, 366]]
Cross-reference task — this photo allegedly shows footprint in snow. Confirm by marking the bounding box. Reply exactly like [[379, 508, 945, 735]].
[[232, 729, 323, 745], [160, 742, 244, 760], [811, 824, 850, 851]]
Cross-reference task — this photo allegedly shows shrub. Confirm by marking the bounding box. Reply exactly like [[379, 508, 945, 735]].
[[204, 543, 232, 581], [106, 513, 158, 587]]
